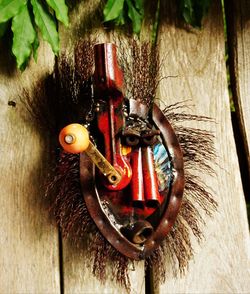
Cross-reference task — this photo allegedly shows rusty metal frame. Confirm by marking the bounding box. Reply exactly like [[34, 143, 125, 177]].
[[80, 103, 185, 260]]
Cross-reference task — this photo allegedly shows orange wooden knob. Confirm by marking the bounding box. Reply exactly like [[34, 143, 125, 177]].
[[59, 124, 90, 154]]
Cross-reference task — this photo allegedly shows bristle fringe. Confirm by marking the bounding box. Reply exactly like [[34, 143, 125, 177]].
[[46, 151, 132, 290], [146, 102, 218, 282], [119, 39, 159, 107]]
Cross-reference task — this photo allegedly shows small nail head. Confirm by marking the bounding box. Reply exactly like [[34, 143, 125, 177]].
[[64, 134, 75, 144]]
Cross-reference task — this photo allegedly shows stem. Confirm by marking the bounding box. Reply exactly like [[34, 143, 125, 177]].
[[151, 0, 160, 46]]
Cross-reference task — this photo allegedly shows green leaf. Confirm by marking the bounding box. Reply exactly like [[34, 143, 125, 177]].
[[179, 0, 211, 27], [180, 0, 194, 25], [31, 0, 59, 55], [116, 9, 125, 26], [32, 30, 39, 62], [0, 0, 27, 23], [103, 0, 125, 22], [126, 0, 143, 35], [134, 0, 144, 13], [0, 21, 8, 37], [195, 0, 211, 27], [12, 4, 36, 70], [151, 0, 160, 45], [45, 0, 69, 26]]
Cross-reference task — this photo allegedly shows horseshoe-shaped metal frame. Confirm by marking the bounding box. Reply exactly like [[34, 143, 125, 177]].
[[80, 103, 185, 260]]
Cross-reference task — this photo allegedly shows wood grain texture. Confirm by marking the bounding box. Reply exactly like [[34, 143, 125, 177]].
[[156, 1, 250, 293], [0, 42, 60, 293], [226, 0, 250, 177], [58, 1, 145, 293], [62, 239, 145, 294]]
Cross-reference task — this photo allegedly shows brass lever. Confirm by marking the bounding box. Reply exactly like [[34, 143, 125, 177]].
[[59, 124, 122, 186]]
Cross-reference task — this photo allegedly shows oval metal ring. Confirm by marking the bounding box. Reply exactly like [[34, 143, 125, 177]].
[[80, 103, 185, 260]]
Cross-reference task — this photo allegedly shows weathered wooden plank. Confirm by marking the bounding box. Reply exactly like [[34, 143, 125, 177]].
[[155, 1, 250, 293], [58, 1, 145, 293], [63, 240, 145, 294], [0, 42, 60, 293], [225, 0, 250, 178]]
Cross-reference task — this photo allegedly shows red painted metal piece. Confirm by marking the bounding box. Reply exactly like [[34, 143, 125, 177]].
[[130, 147, 144, 207], [94, 43, 123, 93], [94, 43, 132, 190], [142, 146, 161, 207]]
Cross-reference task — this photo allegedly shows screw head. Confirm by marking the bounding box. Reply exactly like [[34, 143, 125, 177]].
[[64, 134, 75, 144]]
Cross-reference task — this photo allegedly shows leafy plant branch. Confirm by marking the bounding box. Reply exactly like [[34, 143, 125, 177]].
[[103, 0, 212, 41], [0, 0, 68, 70], [0, 0, 211, 70]]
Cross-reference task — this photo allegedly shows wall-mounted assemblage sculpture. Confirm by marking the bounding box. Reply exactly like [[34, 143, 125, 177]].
[[29, 41, 217, 290]]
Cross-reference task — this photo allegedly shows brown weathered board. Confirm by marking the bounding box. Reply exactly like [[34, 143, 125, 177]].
[[226, 0, 250, 176], [156, 1, 250, 293], [0, 43, 60, 292]]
